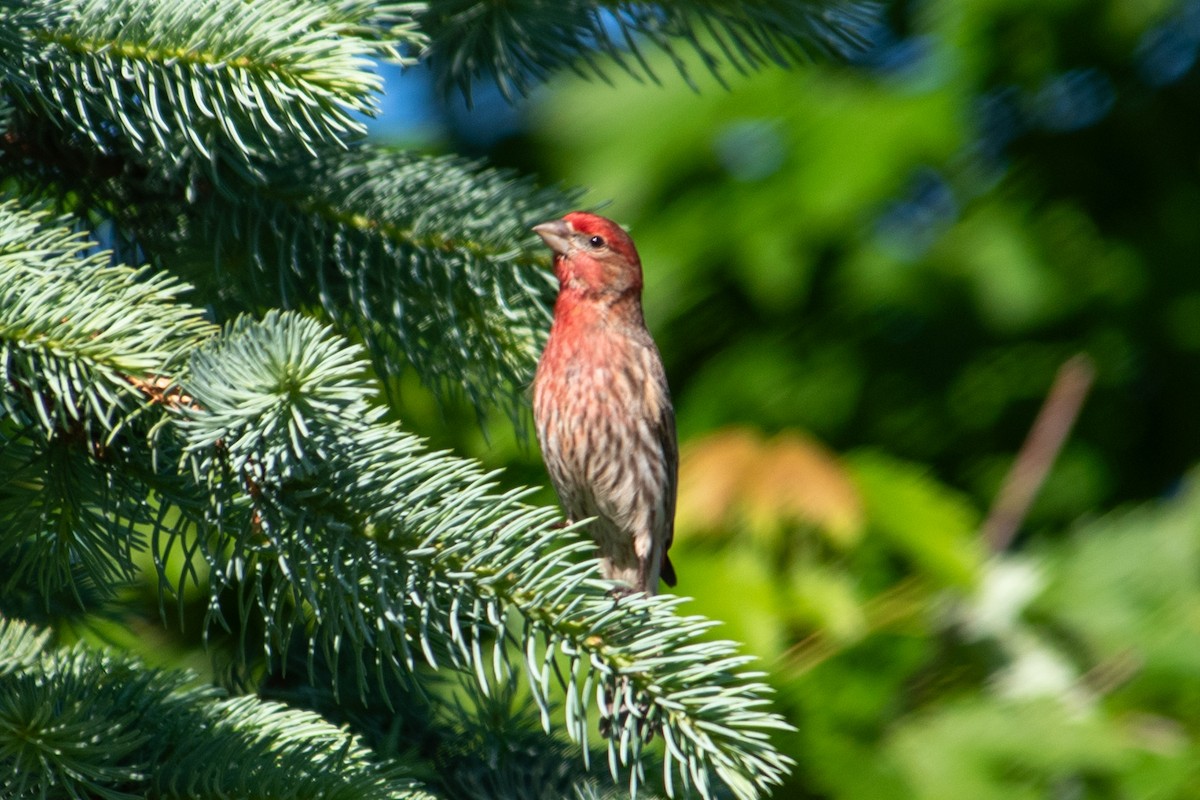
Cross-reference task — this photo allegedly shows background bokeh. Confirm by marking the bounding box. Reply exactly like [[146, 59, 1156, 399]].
[[363, 1, 1200, 796]]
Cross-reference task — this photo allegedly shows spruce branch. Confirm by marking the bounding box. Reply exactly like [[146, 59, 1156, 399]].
[[0, 616, 434, 799], [316, 0, 429, 65], [0, 1, 47, 95], [264, 649, 668, 800], [176, 312, 794, 800], [198, 148, 576, 415], [0, 200, 213, 438], [419, 0, 884, 101], [3, 0, 424, 178], [0, 200, 212, 606]]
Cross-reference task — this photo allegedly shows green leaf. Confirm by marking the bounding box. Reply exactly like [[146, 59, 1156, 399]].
[[1037, 473, 1200, 679], [888, 698, 1138, 800], [847, 451, 983, 587]]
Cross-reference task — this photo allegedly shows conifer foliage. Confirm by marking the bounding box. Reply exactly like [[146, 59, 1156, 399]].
[[0, 1, 879, 797]]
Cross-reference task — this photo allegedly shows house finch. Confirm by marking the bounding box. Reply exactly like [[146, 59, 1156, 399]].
[[532, 212, 677, 596]]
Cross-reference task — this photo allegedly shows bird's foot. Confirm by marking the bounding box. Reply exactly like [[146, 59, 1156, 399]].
[[605, 584, 637, 601]]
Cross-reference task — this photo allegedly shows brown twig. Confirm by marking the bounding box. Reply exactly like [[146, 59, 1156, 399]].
[[980, 354, 1096, 553], [126, 374, 197, 410]]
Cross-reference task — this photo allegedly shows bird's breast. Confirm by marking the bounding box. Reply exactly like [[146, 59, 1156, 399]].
[[534, 327, 651, 500]]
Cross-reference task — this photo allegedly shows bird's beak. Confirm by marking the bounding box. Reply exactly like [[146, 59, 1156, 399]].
[[532, 219, 572, 257]]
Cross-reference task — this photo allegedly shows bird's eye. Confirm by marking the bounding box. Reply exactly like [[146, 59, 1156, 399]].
[[588, 235, 606, 248]]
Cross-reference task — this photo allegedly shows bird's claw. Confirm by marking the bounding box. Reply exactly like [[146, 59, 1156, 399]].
[[605, 584, 637, 600], [605, 584, 640, 610]]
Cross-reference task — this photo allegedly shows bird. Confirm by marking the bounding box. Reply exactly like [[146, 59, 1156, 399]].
[[531, 211, 678, 596]]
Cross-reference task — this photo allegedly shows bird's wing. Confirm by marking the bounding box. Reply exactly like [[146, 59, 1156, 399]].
[[648, 343, 679, 587]]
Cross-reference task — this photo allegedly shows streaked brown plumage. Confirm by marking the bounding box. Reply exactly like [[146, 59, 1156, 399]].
[[532, 212, 677, 595]]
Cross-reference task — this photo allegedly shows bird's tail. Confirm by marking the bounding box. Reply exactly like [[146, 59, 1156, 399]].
[[660, 553, 677, 587]]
